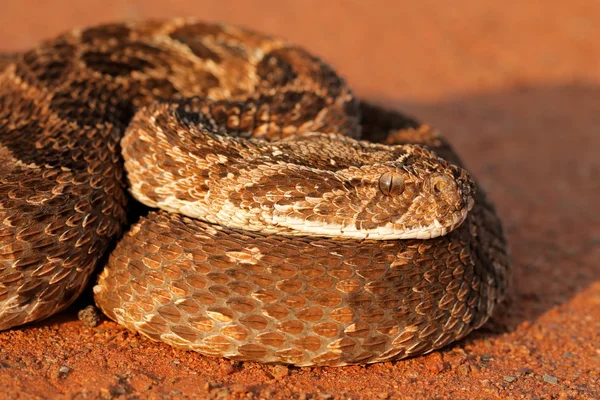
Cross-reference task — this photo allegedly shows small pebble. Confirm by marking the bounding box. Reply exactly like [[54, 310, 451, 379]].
[[458, 364, 471, 377], [503, 376, 516, 383], [517, 367, 533, 375], [219, 364, 235, 375], [78, 305, 102, 328], [428, 353, 445, 373], [109, 385, 127, 396], [543, 374, 558, 384], [58, 365, 71, 376], [271, 365, 290, 379], [231, 384, 248, 394]]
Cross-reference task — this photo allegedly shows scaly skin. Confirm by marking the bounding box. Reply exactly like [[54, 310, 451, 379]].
[[0, 20, 510, 367]]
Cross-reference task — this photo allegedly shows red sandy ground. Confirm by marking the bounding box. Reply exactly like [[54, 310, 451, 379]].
[[0, 1, 599, 399]]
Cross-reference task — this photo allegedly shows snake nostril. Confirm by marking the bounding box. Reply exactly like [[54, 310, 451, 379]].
[[428, 174, 452, 196]]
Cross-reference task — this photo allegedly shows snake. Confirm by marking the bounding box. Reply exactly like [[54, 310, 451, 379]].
[[0, 19, 510, 366]]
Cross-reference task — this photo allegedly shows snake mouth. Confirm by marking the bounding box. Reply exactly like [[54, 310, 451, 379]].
[[374, 207, 471, 240], [267, 201, 473, 240], [371, 192, 475, 240], [420, 205, 472, 239]]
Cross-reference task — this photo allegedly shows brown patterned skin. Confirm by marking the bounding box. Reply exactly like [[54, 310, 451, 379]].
[[0, 19, 356, 330], [0, 20, 510, 366], [121, 100, 475, 240]]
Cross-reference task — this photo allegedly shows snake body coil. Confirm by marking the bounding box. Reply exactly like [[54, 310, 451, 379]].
[[0, 20, 510, 366]]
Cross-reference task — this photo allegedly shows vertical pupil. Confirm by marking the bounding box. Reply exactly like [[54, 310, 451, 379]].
[[379, 172, 402, 196]]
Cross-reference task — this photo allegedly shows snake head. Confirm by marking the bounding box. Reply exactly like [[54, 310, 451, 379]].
[[336, 145, 476, 239]]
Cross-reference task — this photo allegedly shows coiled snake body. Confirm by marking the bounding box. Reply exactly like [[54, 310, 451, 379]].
[[0, 20, 510, 366]]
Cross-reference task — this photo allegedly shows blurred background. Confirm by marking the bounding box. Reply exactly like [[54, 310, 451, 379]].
[[1, 1, 599, 398], [1, 0, 598, 103]]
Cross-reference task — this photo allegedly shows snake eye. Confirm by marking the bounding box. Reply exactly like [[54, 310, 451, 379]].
[[379, 171, 405, 196]]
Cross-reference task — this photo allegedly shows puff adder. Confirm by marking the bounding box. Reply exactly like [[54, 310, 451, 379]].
[[0, 19, 510, 366]]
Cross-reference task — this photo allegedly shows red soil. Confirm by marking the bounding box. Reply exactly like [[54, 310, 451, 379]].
[[0, 1, 598, 398]]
